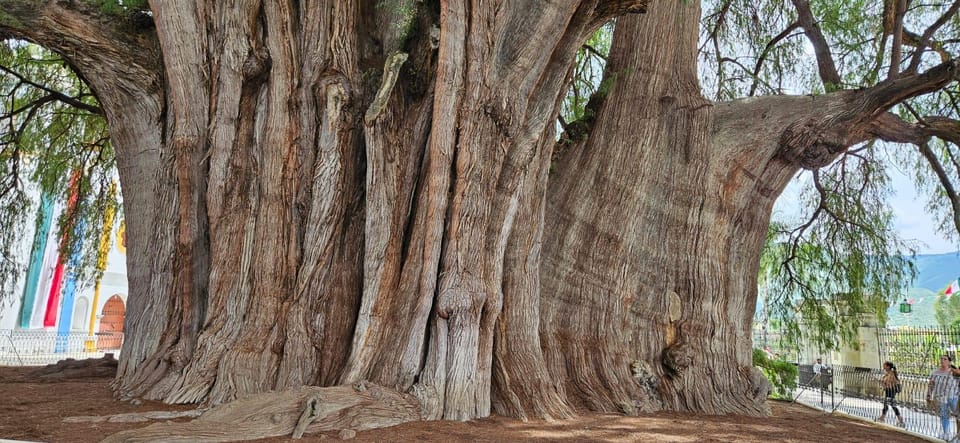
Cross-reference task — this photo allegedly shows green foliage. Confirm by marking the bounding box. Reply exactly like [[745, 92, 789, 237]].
[[0, 42, 118, 303], [760, 149, 915, 352], [934, 287, 960, 328], [89, 0, 150, 16], [753, 348, 798, 399], [559, 23, 613, 132]]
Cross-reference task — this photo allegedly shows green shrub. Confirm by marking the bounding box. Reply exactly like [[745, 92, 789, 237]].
[[753, 348, 798, 399]]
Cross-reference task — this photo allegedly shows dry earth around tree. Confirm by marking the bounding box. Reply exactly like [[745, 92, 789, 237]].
[[0, 361, 928, 443]]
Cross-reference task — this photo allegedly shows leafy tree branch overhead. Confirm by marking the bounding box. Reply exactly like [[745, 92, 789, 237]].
[[702, 0, 960, 349]]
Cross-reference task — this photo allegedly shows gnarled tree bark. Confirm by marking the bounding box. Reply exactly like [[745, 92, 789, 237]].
[[3, 0, 955, 439]]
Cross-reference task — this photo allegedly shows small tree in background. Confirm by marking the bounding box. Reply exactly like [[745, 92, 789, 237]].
[[935, 282, 960, 328], [753, 349, 798, 400]]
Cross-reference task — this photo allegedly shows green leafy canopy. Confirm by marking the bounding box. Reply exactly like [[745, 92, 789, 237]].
[[0, 42, 119, 304]]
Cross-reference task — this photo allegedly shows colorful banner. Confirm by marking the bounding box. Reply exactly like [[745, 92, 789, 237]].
[[55, 219, 84, 351], [17, 194, 54, 329], [29, 225, 60, 328], [42, 171, 81, 329], [86, 183, 117, 350]]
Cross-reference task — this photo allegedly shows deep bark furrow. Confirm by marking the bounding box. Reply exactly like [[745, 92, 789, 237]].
[[541, 2, 771, 415], [204, 0, 304, 402]]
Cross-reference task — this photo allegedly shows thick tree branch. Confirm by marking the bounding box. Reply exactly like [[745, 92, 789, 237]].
[[790, 0, 842, 90], [924, 116, 960, 146], [888, 0, 907, 80], [852, 59, 960, 125], [903, 30, 953, 65], [590, 0, 649, 29], [777, 59, 960, 169], [594, 0, 649, 18], [862, 112, 930, 145], [905, 0, 960, 75], [917, 141, 960, 236], [0, 1, 160, 92]]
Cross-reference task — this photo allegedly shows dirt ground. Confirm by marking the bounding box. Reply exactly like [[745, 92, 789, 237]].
[[0, 363, 929, 443]]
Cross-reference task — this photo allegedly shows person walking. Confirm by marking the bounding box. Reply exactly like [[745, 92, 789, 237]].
[[877, 361, 904, 427], [927, 355, 960, 440]]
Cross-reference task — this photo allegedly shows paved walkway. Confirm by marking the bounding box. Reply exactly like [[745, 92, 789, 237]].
[[794, 387, 945, 441]]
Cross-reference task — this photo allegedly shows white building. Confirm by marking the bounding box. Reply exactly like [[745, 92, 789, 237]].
[[0, 191, 128, 360]]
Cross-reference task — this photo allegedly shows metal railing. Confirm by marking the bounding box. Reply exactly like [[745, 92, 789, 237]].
[[795, 364, 957, 440], [0, 329, 122, 366], [878, 326, 960, 376]]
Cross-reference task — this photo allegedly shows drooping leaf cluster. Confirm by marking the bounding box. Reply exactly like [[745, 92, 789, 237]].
[[0, 41, 119, 306], [760, 148, 915, 351], [704, 0, 960, 352]]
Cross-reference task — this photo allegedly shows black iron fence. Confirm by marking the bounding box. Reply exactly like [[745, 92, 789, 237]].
[[878, 326, 960, 376], [795, 364, 956, 440]]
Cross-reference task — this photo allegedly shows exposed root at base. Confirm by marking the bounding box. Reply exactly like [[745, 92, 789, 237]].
[[32, 354, 118, 379], [63, 409, 205, 423], [101, 384, 421, 442]]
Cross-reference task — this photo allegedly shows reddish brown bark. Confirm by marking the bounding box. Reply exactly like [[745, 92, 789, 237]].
[[6, 0, 949, 436]]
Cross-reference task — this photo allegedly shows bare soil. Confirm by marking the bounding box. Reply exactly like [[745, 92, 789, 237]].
[[0, 362, 928, 442]]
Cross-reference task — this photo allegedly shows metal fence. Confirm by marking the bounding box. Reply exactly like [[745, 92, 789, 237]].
[[878, 326, 960, 376], [795, 364, 959, 440], [0, 329, 122, 366]]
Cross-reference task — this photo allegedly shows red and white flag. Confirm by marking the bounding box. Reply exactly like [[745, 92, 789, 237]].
[[946, 280, 959, 297]]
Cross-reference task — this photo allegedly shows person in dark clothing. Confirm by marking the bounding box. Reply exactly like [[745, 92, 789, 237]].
[[877, 361, 904, 427]]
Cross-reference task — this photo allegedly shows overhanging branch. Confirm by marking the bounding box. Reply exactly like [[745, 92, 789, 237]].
[[790, 0, 842, 90], [0, 65, 102, 115], [917, 141, 960, 236], [0, 1, 160, 89], [905, 0, 960, 75], [852, 59, 960, 124]]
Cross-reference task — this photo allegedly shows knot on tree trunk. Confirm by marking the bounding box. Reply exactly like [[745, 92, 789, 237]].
[[661, 334, 693, 378], [630, 360, 664, 412], [778, 120, 848, 169]]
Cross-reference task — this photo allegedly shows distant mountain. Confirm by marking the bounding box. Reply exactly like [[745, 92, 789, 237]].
[[886, 252, 960, 327], [910, 252, 960, 291], [886, 287, 937, 327]]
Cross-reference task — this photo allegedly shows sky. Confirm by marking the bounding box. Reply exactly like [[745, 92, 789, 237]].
[[887, 168, 956, 254], [774, 162, 959, 256]]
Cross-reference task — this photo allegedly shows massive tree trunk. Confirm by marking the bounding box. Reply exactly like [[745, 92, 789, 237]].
[[4, 0, 951, 436], [0, 0, 650, 422], [541, 1, 775, 415]]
